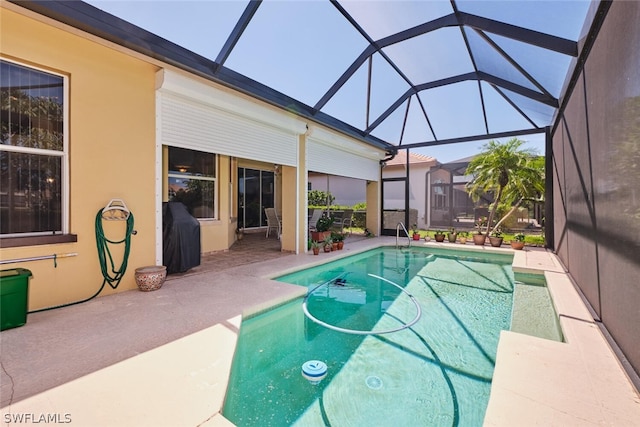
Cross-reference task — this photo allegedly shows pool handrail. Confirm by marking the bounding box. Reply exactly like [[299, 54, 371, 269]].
[[396, 222, 411, 248]]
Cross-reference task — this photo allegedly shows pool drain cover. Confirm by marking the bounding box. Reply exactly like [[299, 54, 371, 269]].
[[365, 375, 383, 390]]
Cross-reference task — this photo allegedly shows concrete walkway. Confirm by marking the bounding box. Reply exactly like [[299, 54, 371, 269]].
[[1, 238, 638, 426]]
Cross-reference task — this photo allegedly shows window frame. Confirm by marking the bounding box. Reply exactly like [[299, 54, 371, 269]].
[[0, 57, 70, 239], [167, 147, 218, 220]]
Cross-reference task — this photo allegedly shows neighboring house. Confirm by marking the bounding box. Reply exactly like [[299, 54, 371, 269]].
[[307, 173, 366, 207], [381, 151, 437, 229], [381, 153, 485, 231], [0, 3, 386, 310], [426, 156, 477, 229], [427, 156, 544, 230]]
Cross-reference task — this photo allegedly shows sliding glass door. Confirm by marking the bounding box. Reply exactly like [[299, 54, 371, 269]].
[[238, 168, 274, 229]]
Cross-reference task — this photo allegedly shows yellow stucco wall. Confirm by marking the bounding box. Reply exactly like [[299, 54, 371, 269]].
[[1, 7, 158, 309], [280, 166, 297, 252], [366, 180, 380, 236], [199, 154, 233, 254], [297, 135, 308, 253], [0, 3, 384, 312]]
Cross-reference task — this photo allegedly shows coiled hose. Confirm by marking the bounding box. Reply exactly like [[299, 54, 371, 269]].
[[95, 208, 135, 290], [29, 208, 135, 313]]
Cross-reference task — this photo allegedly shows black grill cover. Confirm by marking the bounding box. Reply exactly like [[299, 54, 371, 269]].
[[162, 202, 201, 274]]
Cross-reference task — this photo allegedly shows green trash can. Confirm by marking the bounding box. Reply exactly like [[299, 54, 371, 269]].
[[0, 268, 32, 331]]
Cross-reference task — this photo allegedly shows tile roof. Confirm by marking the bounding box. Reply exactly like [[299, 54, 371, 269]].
[[385, 151, 437, 167]]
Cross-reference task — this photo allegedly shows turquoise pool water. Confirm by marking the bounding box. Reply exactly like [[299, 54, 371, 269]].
[[223, 247, 526, 426], [512, 273, 563, 342]]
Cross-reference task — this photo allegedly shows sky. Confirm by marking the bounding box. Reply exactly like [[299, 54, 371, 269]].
[[412, 132, 546, 163], [86, 0, 588, 163]]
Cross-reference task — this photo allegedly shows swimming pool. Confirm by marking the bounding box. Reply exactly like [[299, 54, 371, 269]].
[[222, 247, 556, 426]]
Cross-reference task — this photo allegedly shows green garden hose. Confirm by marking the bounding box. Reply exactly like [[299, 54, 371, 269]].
[[29, 207, 135, 313], [95, 208, 135, 289]]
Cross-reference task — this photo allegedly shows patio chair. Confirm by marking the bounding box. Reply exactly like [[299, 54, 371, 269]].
[[308, 209, 323, 233], [331, 209, 354, 234], [264, 208, 282, 239]]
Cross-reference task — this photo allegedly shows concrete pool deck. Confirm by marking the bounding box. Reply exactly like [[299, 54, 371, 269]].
[[1, 237, 638, 426]]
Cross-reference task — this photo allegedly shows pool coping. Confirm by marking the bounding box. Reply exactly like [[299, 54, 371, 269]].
[[2, 239, 637, 426]]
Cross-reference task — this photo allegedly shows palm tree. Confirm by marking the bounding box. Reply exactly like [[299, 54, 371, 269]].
[[492, 155, 545, 231], [465, 138, 542, 235]]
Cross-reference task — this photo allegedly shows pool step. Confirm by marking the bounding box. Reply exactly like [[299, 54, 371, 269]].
[[510, 280, 564, 342]]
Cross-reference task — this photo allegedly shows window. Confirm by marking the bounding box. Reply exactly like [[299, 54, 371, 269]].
[[167, 146, 216, 219], [432, 180, 448, 210], [1, 59, 67, 237]]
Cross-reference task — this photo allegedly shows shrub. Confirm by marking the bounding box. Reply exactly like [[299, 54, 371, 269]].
[[308, 190, 334, 206], [315, 215, 334, 232], [331, 232, 345, 242]]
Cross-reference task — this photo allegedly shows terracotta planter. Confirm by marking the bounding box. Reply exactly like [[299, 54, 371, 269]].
[[412, 234, 421, 241], [337, 241, 344, 250], [434, 234, 445, 242], [312, 247, 320, 255], [459, 237, 467, 244], [489, 236, 504, 247], [510, 241, 525, 250], [332, 242, 338, 251], [311, 231, 331, 242], [473, 234, 486, 245]]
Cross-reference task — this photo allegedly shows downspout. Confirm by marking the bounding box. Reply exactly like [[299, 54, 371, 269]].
[[380, 150, 397, 166]]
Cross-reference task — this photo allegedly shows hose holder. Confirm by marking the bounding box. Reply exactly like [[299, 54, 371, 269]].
[[101, 199, 130, 221]]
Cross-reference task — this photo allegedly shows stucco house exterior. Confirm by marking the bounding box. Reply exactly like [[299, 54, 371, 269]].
[[426, 156, 477, 229], [0, 2, 385, 310], [381, 151, 437, 230], [307, 173, 366, 207]]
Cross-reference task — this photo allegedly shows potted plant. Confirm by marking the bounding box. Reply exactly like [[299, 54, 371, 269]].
[[473, 233, 486, 245], [473, 217, 487, 245], [434, 230, 446, 242], [447, 227, 457, 243], [489, 229, 503, 247], [310, 240, 321, 255], [323, 234, 333, 252], [510, 233, 525, 250], [458, 231, 468, 244], [312, 214, 334, 242], [424, 229, 431, 242], [332, 232, 345, 250], [411, 224, 421, 240]]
